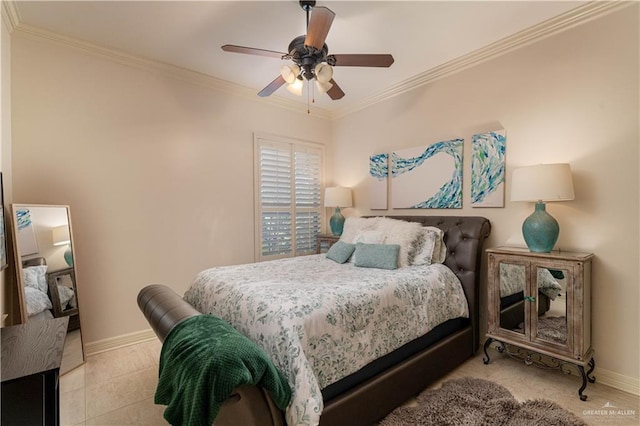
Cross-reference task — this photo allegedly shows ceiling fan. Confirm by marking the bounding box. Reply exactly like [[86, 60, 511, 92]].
[[221, 0, 394, 101]]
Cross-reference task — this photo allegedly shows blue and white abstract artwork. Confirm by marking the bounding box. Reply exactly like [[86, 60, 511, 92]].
[[369, 153, 389, 210], [391, 139, 463, 209], [471, 129, 506, 207], [16, 208, 39, 256]]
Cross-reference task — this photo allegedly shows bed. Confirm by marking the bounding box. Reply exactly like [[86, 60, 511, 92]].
[[22, 257, 77, 323], [138, 215, 491, 426]]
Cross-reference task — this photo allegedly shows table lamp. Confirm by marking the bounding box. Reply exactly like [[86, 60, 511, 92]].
[[510, 163, 574, 253], [52, 225, 73, 267], [324, 186, 352, 236]]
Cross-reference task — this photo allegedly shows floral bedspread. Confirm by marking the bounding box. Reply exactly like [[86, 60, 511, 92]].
[[183, 254, 469, 426]]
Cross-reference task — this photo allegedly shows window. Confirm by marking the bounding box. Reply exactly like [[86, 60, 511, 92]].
[[254, 134, 324, 261]]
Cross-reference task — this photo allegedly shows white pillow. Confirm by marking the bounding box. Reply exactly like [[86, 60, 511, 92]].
[[24, 286, 53, 316], [23, 265, 49, 293], [412, 226, 447, 266], [353, 230, 386, 244], [375, 217, 423, 268], [339, 217, 381, 244]]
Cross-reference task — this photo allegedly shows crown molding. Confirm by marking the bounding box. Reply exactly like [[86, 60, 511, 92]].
[[1, 0, 21, 32], [10, 1, 631, 122], [328, 0, 634, 119]]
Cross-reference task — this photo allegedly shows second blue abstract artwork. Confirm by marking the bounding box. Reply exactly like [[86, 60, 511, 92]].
[[471, 129, 506, 208]]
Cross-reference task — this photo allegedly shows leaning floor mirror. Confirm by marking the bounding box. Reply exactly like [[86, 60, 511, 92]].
[[11, 204, 84, 374]]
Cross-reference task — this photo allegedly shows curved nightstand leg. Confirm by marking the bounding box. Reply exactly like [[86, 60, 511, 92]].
[[483, 338, 494, 364], [578, 365, 589, 401], [586, 357, 596, 383]]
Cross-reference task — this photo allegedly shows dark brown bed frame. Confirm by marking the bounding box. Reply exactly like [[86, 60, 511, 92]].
[[138, 216, 491, 425]]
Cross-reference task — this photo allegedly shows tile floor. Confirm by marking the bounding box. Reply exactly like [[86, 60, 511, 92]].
[[61, 339, 639, 425], [60, 339, 165, 425]]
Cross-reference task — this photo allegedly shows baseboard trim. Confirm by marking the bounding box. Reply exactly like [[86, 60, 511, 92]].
[[596, 367, 640, 396], [84, 328, 157, 356]]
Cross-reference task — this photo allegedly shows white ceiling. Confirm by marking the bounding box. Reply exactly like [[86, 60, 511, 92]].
[[12, 1, 591, 116]]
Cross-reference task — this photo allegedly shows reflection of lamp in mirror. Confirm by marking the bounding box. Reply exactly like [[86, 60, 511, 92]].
[[510, 163, 575, 253], [324, 186, 353, 236], [52, 225, 73, 267]]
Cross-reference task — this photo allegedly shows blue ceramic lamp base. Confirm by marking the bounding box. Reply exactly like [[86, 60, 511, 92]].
[[522, 202, 559, 253], [329, 207, 345, 236], [64, 246, 74, 267]]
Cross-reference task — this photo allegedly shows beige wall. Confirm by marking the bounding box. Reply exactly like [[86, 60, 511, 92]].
[[331, 7, 639, 386], [8, 3, 639, 391], [11, 33, 332, 344]]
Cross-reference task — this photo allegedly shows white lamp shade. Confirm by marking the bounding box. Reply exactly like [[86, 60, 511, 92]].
[[314, 63, 333, 83], [324, 186, 353, 208], [52, 225, 71, 246], [315, 79, 333, 94], [280, 64, 300, 84], [510, 163, 575, 202], [286, 78, 304, 96]]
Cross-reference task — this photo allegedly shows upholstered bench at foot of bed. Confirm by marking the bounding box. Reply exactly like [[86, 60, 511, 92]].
[[137, 284, 286, 426]]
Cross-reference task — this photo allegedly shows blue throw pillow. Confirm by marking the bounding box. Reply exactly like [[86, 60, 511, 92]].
[[326, 241, 356, 264], [354, 243, 400, 270]]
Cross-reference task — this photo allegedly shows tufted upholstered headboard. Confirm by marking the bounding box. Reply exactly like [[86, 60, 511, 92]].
[[370, 216, 491, 351]]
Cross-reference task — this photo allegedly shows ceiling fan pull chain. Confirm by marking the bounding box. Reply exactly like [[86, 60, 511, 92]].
[[312, 79, 316, 104]]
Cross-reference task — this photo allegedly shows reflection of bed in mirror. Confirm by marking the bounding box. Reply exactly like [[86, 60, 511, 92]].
[[11, 204, 85, 374], [21, 257, 78, 325], [498, 263, 566, 343]]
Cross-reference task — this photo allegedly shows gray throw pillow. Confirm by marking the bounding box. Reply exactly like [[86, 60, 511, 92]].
[[354, 243, 400, 270], [326, 241, 356, 264]]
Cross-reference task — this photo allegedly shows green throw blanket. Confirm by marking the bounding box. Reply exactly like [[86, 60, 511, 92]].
[[155, 315, 292, 426]]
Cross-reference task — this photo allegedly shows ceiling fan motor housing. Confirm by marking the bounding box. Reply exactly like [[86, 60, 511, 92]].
[[287, 35, 333, 80]]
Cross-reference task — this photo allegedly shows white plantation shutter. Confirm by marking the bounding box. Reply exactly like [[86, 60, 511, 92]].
[[255, 135, 324, 261]]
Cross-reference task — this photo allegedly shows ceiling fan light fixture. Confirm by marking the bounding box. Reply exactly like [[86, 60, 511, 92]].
[[314, 63, 333, 83], [222, 1, 393, 102], [287, 78, 304, 96], [315, 79, 333, 94], [280, 64, 301, 84]]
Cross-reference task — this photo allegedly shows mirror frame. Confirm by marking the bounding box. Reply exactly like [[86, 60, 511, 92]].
[[10, 204, 84, 367]]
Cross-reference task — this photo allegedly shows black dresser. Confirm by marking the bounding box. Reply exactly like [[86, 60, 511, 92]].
[[1, 316, 68, 425]]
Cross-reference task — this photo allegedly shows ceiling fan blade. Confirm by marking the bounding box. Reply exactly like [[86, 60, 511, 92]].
[[304, 6, 335, 51], [331, 54, 395, 67], [326, 79, 345, 100], [222, 44, 286, 59], [258, 75, 287, 97]]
